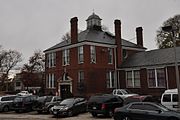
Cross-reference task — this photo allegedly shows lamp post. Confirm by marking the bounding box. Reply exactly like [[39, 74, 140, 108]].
[[162, 25, 180, 110]]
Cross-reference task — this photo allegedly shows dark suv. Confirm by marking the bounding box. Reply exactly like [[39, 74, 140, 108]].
[[33, 96, 62, 113], [12, 95, 37, 113], [87, 94, 123, 117]]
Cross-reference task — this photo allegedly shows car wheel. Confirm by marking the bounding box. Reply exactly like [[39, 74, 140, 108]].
[[3, 106, 9, 112], [108, 110, 114, 117], [121, 115, 131, 120], [67, 110, 73, 117], [91, 112, 97, 117]]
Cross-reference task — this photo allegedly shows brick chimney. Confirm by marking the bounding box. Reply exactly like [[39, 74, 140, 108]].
[[114, 19, 122, 67], [70, 17, 78, 44], [136, 27, 143, 47]]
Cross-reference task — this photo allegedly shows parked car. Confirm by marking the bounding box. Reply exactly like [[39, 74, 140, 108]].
[[33, 96, 62, 113], [87, 94, 123, 117], [12, 95, 37, 113], [112, 89, 138, 99], [50, 97, 87, 117], [16, 91, 32, 96], [0, 95, 17, 112], [161, 88, 178, 111], [124, 95, 158, 105], [114, 102, 180, 120]]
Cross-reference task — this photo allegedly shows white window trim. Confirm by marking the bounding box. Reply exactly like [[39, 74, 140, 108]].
[[147, 68, 166, 88], [126, 70, 141, 88]]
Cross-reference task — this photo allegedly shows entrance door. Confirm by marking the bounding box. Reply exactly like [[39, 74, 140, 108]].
[[60, 85, 72, 99]]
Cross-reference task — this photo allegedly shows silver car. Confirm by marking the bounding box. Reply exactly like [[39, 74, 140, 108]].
[[0, 95, 17, 112]]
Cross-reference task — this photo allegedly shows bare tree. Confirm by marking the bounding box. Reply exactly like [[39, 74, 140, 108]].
[[22, 50, 45, 73], [0, 49, 22, 90], [156, 15, 180, 48]]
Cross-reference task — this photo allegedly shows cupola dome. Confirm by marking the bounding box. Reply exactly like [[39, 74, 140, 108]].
[[86, 12, 102, 29]]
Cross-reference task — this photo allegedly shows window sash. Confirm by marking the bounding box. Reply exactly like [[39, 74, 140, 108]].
[[47, 52, 56, 68], [106, 71, 116, 88], [148, 68, 166, 88], [108, 48, 113, 64], [90, 46, 96, 63], [62, 49, 70, 65], [78, 71, 84, 83], [47, 73, 55, 88], [126, 70, 140, 88], [78, 46, 84, 63]]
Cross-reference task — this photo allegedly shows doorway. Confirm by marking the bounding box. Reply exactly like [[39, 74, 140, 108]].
[[60, 85, 73, 99]]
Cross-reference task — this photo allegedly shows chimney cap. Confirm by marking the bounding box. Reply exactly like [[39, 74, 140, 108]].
[[114, 19, 121, 24], [70, 17, 78, 22], [136, 27, 143, 31]]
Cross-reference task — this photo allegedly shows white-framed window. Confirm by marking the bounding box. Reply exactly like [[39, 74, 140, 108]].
[[46, 52, 56, 68], [78, 46, 84, 64], [62, 49, 70, 65], [106, 71, 116, 88], [46, 73, 55, 88], [126, 70, 140, 88], [90, 46, 96, 63], [148, 68, 166, 88], [108, 48, 113, 64], [78, 70, 84, 83]]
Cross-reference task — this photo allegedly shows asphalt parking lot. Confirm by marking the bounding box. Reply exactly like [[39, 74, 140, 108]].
[[0, 111, 113, 120]]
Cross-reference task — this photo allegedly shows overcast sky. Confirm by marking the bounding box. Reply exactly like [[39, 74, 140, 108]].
[[0, 0, 180, 66]]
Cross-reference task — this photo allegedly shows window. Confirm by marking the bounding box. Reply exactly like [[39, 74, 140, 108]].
[[106, 71, 116, 88], [78, 70, 84, 83], [46, 52, 56, 68], [78, 46, 84, 63], [108, 48, 113, 64], [46, 73, 55, 88], [90, 46, 96, 63], [173, 94, 178, 102], [126, 70, 140, 88], [162, 94, 171, 102], [148, 68, 166, 88], [62, 49, 70, 65]]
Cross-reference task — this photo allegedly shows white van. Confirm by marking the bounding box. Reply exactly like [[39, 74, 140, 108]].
[[161, 88, 178, 111]]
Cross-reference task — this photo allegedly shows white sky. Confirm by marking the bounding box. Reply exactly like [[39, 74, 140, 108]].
[[0, 0, 180, 66]]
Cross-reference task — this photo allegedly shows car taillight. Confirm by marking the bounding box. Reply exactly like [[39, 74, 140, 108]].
[[101, 103, 106, 110]]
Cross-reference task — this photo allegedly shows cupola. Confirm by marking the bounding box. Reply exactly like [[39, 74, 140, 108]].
[[86, 12, 102, 30]]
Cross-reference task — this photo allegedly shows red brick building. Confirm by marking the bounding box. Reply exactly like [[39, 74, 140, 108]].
[[44, 13, 180, 98]]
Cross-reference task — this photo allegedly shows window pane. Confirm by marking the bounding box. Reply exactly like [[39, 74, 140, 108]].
[[173, 94, 178, 102], [163, 94, 171, 102], [127, 71, 133, 87], [108, 48, 113, 64], [148, 69, 156, 87], [156, 68, 165, 87], [134, 70, 140, 87], [78, 46, 84, 63], [90, 46, 96, 63]]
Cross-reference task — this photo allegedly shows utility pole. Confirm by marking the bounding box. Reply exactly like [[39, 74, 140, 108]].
[[162, 25, 180, 111]]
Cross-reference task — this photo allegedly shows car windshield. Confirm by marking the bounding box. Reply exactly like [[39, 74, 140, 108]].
[[60, 99, 74, 106], [121, 89, 131, 94], [14, 97, 23, 102]]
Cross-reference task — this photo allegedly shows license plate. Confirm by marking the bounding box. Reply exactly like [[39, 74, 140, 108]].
[[93, 107, 96, 110]]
